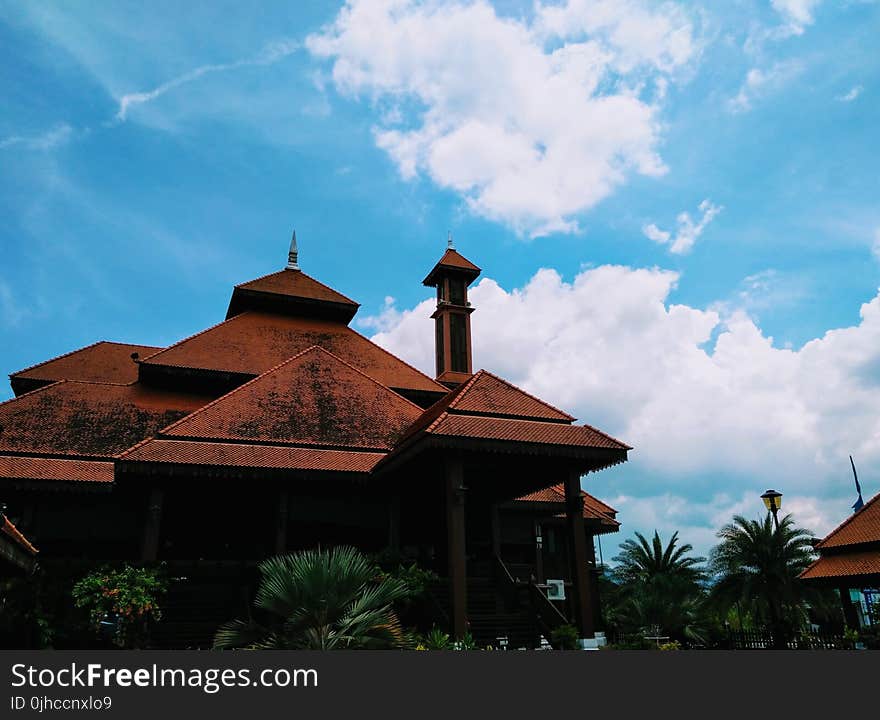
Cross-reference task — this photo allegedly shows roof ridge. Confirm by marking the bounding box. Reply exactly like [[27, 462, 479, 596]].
[[816, 490, 880, 548], [140, 312, 253, 365], [457, 370, 576, 421], [237, 268, 359, 307], [346, 325, 448, 392]]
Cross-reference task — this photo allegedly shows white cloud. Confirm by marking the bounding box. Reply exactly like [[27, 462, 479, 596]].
[[308, 0, 700, 237], [642, 198, 722, 254], [364, 264, 880, 551], [0, 124, 73, 152], [728, 61, 801, 112], [837, 85, 863, 102], [114, 39, 299, 121], [771, 0, 822, 35]]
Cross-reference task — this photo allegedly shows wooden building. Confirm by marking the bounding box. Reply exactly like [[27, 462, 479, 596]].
[[0, 238, 628, 647], [800, 492, 880, 630]]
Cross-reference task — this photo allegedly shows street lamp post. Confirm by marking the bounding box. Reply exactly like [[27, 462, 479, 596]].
[[761, 489, 783, 531]]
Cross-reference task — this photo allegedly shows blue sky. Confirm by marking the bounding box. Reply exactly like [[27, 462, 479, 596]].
[[1, 0, 878, 555]]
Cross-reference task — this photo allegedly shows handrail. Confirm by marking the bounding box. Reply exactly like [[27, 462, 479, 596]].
[[493, 554, 522, 612]]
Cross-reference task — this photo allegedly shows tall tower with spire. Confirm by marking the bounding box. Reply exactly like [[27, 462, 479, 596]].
[[422, 236, 481, 388]]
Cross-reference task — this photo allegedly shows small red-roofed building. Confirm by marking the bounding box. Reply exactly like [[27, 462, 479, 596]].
[[800, 492, 880, 629], [1, 233, 629, 648]]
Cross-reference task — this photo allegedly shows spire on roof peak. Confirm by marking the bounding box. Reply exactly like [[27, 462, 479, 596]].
[[447, 230, 454, 250], [286, 230, 299, 270]]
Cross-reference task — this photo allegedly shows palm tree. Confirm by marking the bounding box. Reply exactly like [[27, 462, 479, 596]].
[[709, 513, 818, 648], [214, 546, 410, 649], [610, 531, 707, 644], [613, 530, 706, 586]]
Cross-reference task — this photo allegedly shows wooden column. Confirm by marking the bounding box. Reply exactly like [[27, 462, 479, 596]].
[[840, 585, 860, 630], [275, 489, 289, 555], [140, 486, 164, 562], [586, 533, 603, 631], [445, 455, 468, 639], [490, 503, 501, 558], [564, 470, 594, 638]]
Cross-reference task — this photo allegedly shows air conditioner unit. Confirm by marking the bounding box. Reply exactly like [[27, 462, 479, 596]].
[[546, 579, 565, 600]]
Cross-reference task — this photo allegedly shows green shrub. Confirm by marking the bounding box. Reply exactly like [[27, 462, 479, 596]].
[[550, 624, 580, 650], [72, 564, 167, 649]]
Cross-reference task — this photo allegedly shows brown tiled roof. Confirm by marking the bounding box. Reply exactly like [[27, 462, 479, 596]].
[[423, 248, 481, 286], [162, 346, 423, 450], [799, 550, 880, 580], [515, 483, 619, 529], [449, 371, 574, 421], [816, 492, 880, 549], [141, 312, 446, 394], [0, 381, 206, 458], [119, 439, 383, 473], [1, 514, 38, 555], [428, 414, 629, 450], [0, 455, 113, 483], [10, 341, 160, 386], [235, 269, 358, 307]]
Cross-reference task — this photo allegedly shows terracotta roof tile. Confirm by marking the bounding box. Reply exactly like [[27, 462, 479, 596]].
[[429, 414, 630, 450], [0, 381, 207, 458], [1, 514, 38, 555], [423, 249, 481, 286], [816, 492, 880, 549], [0, 455, 113, 483], [141, 311, 446, 394], [799, 550, 880, 580], [120, 439, 382, 473], [162, 346, 423, 450], [515, 483, 619, 527], [449, 371, 575, 421], [235, 269, 358, 307], [10, 341, 160, 386]]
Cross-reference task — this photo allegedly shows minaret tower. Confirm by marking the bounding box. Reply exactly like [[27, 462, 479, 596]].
[[422, 234, 481, 388]]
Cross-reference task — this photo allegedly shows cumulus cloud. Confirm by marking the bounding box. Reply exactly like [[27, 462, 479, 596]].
[[771, 0, 822, 35], [364, 264, 880, 550], [728, 61, 801, 112], [643, 199, 722, 254], [308, 0, 700, 236]]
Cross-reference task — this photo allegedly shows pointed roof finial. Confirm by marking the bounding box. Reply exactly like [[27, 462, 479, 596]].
[[287, 230, 299, 270], [447, 230, 454, 250]]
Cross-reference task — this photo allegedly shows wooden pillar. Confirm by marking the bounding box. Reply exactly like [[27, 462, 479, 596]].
[[564, 470, 594, 638], [840, 585, 860, 630], [445, 455, 468, 639], [490, 503, 501, 558], [275, 489, 289, 555], [534, 522, 545, 584], [140, 486, 164, 562], [586, 533, 603, 631]]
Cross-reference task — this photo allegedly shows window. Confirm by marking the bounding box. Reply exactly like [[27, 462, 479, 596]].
[[449, 313, 468, 373], [449, 277, 465, 305], [435, 317, 445, 374]]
